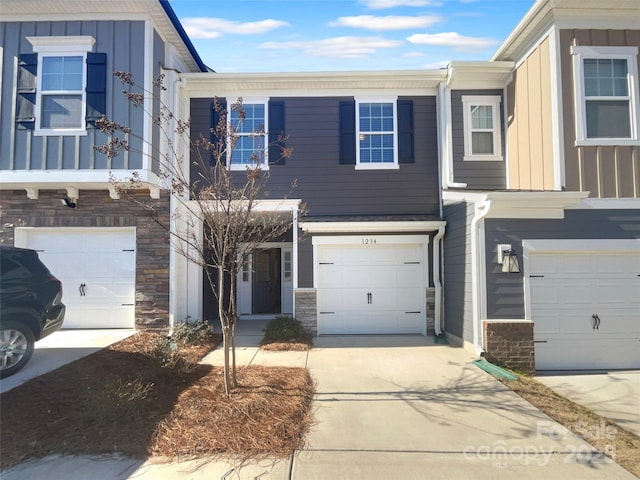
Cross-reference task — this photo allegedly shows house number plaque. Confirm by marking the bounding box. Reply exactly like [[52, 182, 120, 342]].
[[362, 238, 377, 245]]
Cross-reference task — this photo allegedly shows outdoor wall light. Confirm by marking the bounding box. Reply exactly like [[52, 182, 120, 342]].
[[498, 244, 520, 273]]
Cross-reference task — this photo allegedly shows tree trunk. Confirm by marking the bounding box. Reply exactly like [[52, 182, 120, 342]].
[[229, 272, 238, 387], [218, 267, 231, 396]]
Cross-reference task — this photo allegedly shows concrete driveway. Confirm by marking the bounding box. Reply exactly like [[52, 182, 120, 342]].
[[2, 333, 636, 479], [537, 371, 640, 437], [0, 329, 135, 394]]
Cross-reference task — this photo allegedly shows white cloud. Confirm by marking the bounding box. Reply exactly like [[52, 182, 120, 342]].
[[407, 32, 498, 51], [328, 15, 441, 31], [260, 36, 403, 59], [359, 0, 438, 8], [182, 18, 290, 39], [402, 52, 425, 58]]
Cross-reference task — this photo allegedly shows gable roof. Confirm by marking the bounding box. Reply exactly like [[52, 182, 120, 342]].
[[492, 0, 640, 62], [1, 0, 209, 72]]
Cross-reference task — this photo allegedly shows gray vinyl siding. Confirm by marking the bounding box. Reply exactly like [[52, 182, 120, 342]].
[[0, 20, 148, 171], [443, 200, 475, 342], [189, 96, 441, 216], [451, 90, 506, 190], [485, 209, 640, 319]]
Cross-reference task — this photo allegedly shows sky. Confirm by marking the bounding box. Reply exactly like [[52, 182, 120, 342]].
[[169, 0, 535, 73]]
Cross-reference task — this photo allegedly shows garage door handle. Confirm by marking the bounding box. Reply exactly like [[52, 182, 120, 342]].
[[592, 314, 601, 330], [367, 292, 372, 304], [79, 283, 86, 296]]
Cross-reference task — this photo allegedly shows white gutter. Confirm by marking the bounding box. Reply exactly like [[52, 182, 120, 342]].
[[470, 199, 492, 355], [432, 225, 446, 336]]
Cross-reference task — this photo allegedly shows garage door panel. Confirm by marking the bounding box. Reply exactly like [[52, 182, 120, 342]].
[[316, 240, 426, 335], [22, 228, 136, 329], [530, 249, 640, 370]]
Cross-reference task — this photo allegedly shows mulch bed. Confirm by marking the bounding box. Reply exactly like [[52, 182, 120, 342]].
[[0, 332, 315, 471]]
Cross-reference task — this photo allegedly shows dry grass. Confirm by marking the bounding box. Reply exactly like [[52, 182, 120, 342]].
[[0, 332, 315, 471], [503, 375, 640, 477]]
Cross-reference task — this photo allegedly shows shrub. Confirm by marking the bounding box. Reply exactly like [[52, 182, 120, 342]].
[[263, 316, 305, 342], [171, 319, 215, 344]]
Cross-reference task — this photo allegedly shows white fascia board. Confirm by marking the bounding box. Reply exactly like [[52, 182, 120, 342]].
[[300, 221, 446, 234], [446, 62, 515, 89], [524, 238, 640, 253], [567, 198, 640, 210], [0, 170, 163, 189], [180, 71, 446, 98], [184, 198, 301, 214], [443, 190, 589, 218], [312, 234, 430, 246]]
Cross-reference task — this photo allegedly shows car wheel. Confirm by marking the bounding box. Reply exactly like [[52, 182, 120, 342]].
[[0, 320, 35, 378]]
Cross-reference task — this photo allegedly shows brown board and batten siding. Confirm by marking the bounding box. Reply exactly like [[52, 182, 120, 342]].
[[505, 37, 555, 191], [560, 29, 640, 198]]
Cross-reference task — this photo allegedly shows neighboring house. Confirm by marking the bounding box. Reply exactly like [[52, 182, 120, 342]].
[[442, 0, 640, 372], [0, 0, 208, 330], [178, 72, 448, 336]]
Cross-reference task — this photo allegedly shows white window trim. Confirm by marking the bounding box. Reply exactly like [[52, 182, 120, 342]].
[[355, 96, 399, 170], [27, 36, 95, 137], [461, 95, 503, 161], [571, 45, 640, 146], [227, 96, 269, 171]]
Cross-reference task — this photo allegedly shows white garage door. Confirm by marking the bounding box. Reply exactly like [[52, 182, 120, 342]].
[[317, 239, 426, 335], [19, 228, 136, 329], [529, 250, 640, 370]]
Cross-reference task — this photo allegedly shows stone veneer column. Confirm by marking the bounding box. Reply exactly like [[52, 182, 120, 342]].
[[483, 320, 535, 374], [294, 289, 317, 336]]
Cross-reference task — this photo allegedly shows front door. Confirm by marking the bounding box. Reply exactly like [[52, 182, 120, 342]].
[[238, 245, 293, 316]]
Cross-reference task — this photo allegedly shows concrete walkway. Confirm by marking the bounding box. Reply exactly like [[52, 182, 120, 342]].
[[2, 326, 636, 479], [0, 329, 136, 394], [537, 371, 640, 437]]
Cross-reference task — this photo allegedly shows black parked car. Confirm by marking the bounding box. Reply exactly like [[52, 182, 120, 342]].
[[0, 246, 65, 378]]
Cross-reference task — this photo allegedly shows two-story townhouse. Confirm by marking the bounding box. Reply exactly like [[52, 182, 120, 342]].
[[176, 72, 448, 337], [0, 0, 208, 331], [442, 0, 640, 372]]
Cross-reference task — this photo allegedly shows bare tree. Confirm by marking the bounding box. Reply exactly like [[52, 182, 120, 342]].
[[96, 72, 300, 395]]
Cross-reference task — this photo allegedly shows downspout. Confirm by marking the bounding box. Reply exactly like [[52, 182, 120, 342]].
[[440, 73, 467, 189], [167, 74, 184, 336], [433, 225, 445, 336], [470, 198, 492, 355]]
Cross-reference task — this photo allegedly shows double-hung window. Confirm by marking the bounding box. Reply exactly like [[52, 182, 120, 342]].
[[462, 95, 503, 161], [571, 46, 640, 145], [356, 97, 398, 169], [27, 36, 95, 136], [229, 98, 268, 170]]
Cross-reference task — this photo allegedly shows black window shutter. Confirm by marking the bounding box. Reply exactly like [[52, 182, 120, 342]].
[[16, 53, 38, 129], [398, 99, 414, 164], [339, 100, 356, 165], [211, 100, 227, 165], [85, 52, 107, 127], [268, 100, 286, 165]]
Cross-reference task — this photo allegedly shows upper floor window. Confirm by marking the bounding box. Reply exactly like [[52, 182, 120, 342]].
[[462, 95, 503, 161], [26, 36, 96, 136], [356, 97, 399, 169], [571, 46, 640, 146], [229, 99, 268, 170]]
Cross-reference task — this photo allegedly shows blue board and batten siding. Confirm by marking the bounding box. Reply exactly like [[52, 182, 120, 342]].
[[451, 90, 506, 190], [0, 20, 163, 172], [443, 201, 475, 342], [485, 209, 640, 319]]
